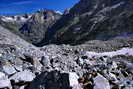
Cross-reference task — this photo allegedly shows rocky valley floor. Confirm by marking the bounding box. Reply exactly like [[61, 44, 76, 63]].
[[0, 33, 133, 89]]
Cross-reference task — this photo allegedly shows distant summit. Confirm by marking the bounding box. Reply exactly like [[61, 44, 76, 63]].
[[0, 9, 62, 45]]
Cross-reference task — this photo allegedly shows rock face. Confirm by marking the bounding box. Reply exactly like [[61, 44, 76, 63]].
[[44, 0, 133, 45], [19, 10, 61, 45]]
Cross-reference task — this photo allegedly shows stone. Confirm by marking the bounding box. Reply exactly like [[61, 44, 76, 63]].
[[10, 70, 36, 83], [28, 71, 80, 89], [0, 72, 6, 80], [33, 57, 43, 72], [3, 65, 16, 75], [0, 53, 2, 57], [93, 74, 111, 89], [69, 72, 79, 87], [111, 61, 118, 69], [40, 56, 50, 66], [108, 73, 118, 82], [72, 84, 83, 89], [14, 65, 23, 72], [20, 85, 26, 89], [0, 79, 12, 89], [78, 58, 84, 65]]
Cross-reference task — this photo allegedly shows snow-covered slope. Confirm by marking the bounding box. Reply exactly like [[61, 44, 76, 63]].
[[0, 15, 32, 23]]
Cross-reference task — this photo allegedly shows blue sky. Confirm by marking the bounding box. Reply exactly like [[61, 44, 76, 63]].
[[0, 0, 79, 15]]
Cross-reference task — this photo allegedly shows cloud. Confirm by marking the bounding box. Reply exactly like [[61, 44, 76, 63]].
[[11, 0, 33, 5]]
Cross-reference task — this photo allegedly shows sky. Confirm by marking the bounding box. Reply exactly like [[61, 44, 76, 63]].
[[0, 0, 79, 15]]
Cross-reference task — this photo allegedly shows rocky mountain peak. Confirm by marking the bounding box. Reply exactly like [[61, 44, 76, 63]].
[[29, 9, 60, 24], [46, 0, 133, 45]]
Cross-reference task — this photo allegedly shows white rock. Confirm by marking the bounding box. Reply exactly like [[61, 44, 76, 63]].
[[94, 74, 111, 89], [0, 54, 2, 57], [72, 84, 83, 89], [0, 79, 11, 89], [111, 61, 118, 69], [0, 72, 6, 80], [79, 58, 84, 65], [109, 73, 118, 83], [3, 65, 16, 75], [10, 70, 35, 83], [69, 72, 79, 87], [20, 85, 26, 89]]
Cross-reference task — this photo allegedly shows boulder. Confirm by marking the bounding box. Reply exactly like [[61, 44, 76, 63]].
[[93, 74, 111, 89], [28, 71, 81, 89], [40, 56, 50, 66], [69, 72, 82, 89], [3, 65, 16, 75], [0, 79, 12, 89], [69, 72, 79, 87], [0, 72, 6, 80], [10, 70, 35, 83], [0, 72, 12, 89]]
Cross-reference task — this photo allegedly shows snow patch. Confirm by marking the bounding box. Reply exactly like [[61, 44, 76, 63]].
[[55, 11, 63, 15], [1, 17, 14, 22], [86, 48, 133, 58], [1, 16, 31, 22], [111, 2, 125, 9]]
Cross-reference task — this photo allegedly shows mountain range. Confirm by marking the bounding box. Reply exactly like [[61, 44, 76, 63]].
[[0, 0, 133, 46]]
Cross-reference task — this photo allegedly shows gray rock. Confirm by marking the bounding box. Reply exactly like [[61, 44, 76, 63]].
[[40, 56, 50, 66], [111, 61, 118, 69], [14, 65, 23, 72], [28, 71, 78, 89]]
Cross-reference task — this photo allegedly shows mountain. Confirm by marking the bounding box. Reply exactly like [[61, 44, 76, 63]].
[[0, 0, 133, 47], [43, 0, 133, 45], [0, 9, 61, 45]]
